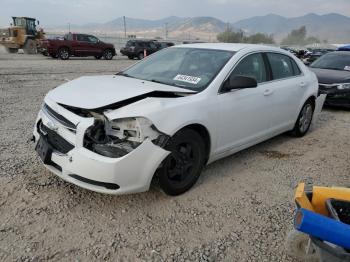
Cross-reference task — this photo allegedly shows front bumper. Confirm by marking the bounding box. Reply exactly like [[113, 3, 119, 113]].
[[120, 49, 136, 56], [319, 85, 350, 108], [33, 100, 169, 194]]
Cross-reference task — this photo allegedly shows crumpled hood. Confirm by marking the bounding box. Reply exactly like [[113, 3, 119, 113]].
[[309, 68, 350, 84], [47, 75, 194, 109]]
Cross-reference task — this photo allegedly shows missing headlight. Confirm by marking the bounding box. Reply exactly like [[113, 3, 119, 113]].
[[84, 116, 169, 158]]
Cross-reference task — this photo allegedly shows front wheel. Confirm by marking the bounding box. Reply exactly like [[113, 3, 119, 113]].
[[291, 100, 314, 137], [58, 47, 70, 60], [103, 49, 113, 60], [157, 129, 206, 196]]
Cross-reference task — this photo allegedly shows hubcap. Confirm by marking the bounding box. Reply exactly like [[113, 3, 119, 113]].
[[165, 143, 195, 184], [299, 104, 313, 133], [105, 51, 112, 59], [61, 50, 68, 59]]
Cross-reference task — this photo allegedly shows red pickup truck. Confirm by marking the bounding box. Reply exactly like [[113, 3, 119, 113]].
[[39, 33, 116, 60]]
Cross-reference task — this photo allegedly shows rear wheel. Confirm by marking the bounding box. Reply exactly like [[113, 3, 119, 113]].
[[23, 39, 37, 54], [291, 100, 315, 137], [5, 47, 18, 54], [103, 49, 113, 60], [138, 52, 144, 60], [158, 129, 206, 196], [58, 47, 70, 60]]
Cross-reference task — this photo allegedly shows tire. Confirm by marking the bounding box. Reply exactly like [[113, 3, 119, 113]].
[[5, 48, 18, 54], [158, 128, 206, 196], [285, 230, 319, 261], [94, 55, 102, 59], [58, 47, 70, 60], [103, 49, 113, 60], [138, 52, 144, 60], [127, 55, 134, 60], [23, 39, 37, 54], [291, 99, 314, 137]]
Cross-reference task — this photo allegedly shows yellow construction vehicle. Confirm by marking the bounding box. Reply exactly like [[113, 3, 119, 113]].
[[0, 17, 45, 54]]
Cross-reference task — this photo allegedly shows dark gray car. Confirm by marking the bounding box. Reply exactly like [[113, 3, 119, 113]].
[[309, 51, 350, 108]]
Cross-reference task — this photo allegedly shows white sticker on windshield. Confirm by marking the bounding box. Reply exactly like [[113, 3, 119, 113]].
[[344, 66, 350, 71], [174, 74, 201, 85]]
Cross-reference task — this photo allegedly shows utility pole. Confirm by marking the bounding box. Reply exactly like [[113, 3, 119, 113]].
[[123, 16, 127, 38], [68, 23, 71, 33], [165, 23, 168, 40]]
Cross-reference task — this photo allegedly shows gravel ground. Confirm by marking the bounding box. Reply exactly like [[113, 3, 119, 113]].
[[0, 51, 349, 262]]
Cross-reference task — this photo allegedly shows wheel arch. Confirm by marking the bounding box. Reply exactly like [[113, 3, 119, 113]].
[[58, 45, 71, 53], [174, 123, 211, 164]]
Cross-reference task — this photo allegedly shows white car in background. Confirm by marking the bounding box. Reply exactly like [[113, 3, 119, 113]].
[[33, 43, 323, 196]]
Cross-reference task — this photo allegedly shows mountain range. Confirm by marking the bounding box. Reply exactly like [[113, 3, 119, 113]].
[[47, 13, 350, 43]]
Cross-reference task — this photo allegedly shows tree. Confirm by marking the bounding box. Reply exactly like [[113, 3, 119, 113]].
[[217, 28, 275, 44], [217, 27, 244, 43], [244, 33, 275, 44], [281, 26, 320, 45]]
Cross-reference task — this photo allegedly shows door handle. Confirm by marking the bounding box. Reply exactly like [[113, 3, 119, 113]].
[[300, 81, 306, 87], [263, 89, 274, 96]]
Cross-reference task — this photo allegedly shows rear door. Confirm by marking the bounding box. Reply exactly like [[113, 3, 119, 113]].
[[263, 52, 306, 132]]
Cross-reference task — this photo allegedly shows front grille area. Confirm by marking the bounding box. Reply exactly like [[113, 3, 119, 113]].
[[43, 104, 77, 132], [38, 121, 74, 154]]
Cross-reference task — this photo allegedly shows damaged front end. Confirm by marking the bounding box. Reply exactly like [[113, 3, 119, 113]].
[[83, 112, 170, 158]]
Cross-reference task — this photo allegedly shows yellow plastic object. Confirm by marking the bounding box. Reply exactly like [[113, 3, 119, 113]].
[[294, 182, 350, 216], [294, 183, 314, 211], [312, 186, 350, 215]]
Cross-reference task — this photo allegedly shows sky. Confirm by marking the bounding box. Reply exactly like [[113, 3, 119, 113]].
[[1, 0, 350, 27]]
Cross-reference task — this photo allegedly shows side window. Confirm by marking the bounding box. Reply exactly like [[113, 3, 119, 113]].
[[290, 58, 302, 76], [76, 34, 86, 42], [149, 42, 157, 49], [87, 36, 98, 43], [65, 33, 73, 41], [267, 53, 294, 80], [230, 53, 267, 83]]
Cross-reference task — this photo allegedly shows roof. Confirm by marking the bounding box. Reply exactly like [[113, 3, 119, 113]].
[[12, 17, 36, 20], [176, 43, 279, 52]]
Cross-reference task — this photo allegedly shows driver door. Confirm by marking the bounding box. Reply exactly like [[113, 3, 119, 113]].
[[215, 52, 274, 155]]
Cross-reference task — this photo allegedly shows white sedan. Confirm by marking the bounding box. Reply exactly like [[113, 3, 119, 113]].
[[33, 43, 324, 195]]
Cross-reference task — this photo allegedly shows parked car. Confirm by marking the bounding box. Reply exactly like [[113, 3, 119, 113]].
[[337, 45, 350, 51], [33, 43, 323, 196], [120, 40, 159, 60], [304, 49, 334, 65], [309, 51, 350, 108], [155, 41, 175, 50], [39, 33, 116, 60]]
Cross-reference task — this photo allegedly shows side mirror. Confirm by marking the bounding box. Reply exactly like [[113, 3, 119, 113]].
[[222, 75, 258, 92]]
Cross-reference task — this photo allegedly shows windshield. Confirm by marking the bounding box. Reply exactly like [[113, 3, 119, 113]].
[[310, 52, 350, 71], [120, 47, 234, 91]]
